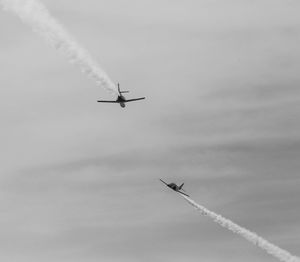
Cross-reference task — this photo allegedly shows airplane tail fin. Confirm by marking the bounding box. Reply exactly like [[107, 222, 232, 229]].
[[179, 183, 184, 190], [117, 83, 129, 94]]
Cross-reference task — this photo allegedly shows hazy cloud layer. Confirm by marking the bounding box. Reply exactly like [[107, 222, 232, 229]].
[[0, 0, 299, 261]]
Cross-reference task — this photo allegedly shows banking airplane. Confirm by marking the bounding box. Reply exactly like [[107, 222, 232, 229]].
[[97, 83, 145, 108], [160, 179, 190, 197]]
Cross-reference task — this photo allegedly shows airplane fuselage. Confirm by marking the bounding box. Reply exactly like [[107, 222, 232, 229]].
[[167, 183, 179, 191], [97, 84, 144, 108], [116, 94, 126, 108], [159, 179, 189, 197]]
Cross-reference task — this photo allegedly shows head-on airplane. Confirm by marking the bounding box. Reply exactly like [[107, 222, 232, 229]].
[[97, 83, 145, 108], [160, 179, 189, 197]]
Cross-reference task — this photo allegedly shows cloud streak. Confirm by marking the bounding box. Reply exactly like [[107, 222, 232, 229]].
[[182, 195, 299, 262], [0, 0, 117, 95]]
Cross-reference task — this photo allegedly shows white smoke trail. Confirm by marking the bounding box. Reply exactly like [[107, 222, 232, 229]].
[[0, 0, 118, 95], [181, 195, 299, 262]]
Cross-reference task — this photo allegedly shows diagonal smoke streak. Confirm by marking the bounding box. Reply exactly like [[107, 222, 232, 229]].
[[0, 0, 118, 95], [181, 195, 299, 262]]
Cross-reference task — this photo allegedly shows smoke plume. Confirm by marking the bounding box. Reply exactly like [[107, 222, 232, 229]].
[[181, 195, 299, 262], [0, 0, 117, 95]]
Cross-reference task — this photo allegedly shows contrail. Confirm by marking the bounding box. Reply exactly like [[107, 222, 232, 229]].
[[0, 0, 118, 95], [181, 195, 299, 262]]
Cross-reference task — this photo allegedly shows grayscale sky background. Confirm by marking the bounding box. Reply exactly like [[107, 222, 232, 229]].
[[0, 0, 299, 261]]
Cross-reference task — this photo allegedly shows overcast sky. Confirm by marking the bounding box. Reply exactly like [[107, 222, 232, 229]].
[[0, 0, 299, 261]]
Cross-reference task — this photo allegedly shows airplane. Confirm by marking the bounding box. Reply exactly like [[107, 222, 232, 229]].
[[97, 83, 145, 108], [160, 179, 190, 197]]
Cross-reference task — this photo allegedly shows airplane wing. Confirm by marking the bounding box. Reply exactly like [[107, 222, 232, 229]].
[[97, 100, 119, 103], [159, 179, 169, 186], [125, 97, 145, 102], [178, 191, 190, 197]]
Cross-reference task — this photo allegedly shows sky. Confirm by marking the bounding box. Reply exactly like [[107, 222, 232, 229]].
[[0, 0, 300, 261]]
